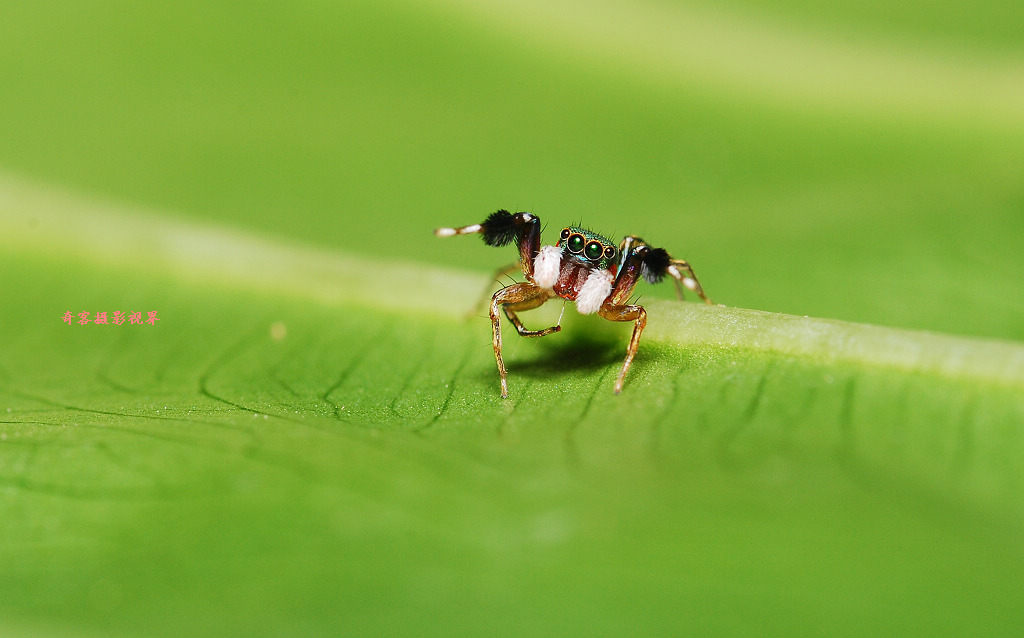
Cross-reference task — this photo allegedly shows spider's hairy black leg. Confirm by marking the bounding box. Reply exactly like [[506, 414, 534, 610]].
[[626, 237, 713, 305], [597, 301, 648, 394], [611, 236, 712, 305], [489, 283, 552, 398], [434, 210, 542, 278], [646, 253, 711, 304]]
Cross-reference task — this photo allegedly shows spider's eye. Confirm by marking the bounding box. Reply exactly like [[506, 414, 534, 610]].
[[584, 241, 604, 261], [604, 245, 617, 260], [567, 233, 585, 254], [560, 228, 571, 240]]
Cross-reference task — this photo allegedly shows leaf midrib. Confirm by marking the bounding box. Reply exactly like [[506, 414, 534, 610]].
[[2, 171, 1022, 391]]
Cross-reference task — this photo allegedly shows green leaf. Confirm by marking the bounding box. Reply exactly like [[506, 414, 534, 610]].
[[1, 180, 1022, 636], [2, 0, 1024, 635]]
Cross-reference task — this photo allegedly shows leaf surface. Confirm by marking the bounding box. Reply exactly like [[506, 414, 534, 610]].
[[1, 181, 1022, 636]]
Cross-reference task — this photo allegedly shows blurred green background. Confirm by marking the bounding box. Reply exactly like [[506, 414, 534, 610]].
[[1, 1, 1023, 636], [2, 0, 1022, 338]]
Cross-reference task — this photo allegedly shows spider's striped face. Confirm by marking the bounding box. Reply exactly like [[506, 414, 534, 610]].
[[557, 227, 619, 272]]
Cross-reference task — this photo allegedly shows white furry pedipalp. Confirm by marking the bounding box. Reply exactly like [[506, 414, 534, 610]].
[[575, 269, 613, 315], [533, 245, 561, 289]]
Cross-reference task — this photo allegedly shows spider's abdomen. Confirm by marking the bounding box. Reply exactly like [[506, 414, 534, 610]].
[[533, 245, 613, 315]]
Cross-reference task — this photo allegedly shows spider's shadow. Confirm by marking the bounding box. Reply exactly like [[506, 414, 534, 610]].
[[504, 323, 626, 379]]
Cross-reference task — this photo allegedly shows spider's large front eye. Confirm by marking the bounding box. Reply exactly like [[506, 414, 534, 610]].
[[567, 233, 585, 254], [584, 241, 604, 261], [560, 228, 571, 241]]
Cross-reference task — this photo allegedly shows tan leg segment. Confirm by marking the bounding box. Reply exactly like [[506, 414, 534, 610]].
[[467, 262, 520, 319], [669, 259, 712, 304], [504, 290, 560, 337], [489, 283, 555, 398], [598, 303, 648, 394]]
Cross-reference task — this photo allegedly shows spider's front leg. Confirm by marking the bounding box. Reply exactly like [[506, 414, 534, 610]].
[[598, 302, 647, 394], [489, 283, 557, 398], [599, 236, 711, 394], [502, 291, 561, 338], [611, 236, 712, 305], [434, 209, 542, 279], [665, 258, 711, 303]]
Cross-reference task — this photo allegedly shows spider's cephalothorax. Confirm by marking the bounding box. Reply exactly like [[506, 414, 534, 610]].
[[435, 209, 712, 397]]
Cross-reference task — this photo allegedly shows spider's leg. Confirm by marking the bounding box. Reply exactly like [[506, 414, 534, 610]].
[[435, 210, 542, 278], [503, 288, 559, 337], [489, 283, 552, 398], [670, 277, 686, 301], [463, 261, 519, 319], [615, 236, 712, 305], [666, 259, 711, 304], [598, 302, 648, 394], [608, 236, 647, 306], [490, 262, 522, 287]]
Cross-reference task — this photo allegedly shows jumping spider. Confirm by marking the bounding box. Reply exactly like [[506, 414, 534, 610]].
[[435, 210, 712, 397]]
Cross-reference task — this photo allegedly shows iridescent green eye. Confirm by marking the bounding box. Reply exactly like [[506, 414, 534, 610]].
[[560, 228, 571, 240], [604, 245, 616, 260], [567, 233, 585, 254], [585, 241, 603, 261]]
